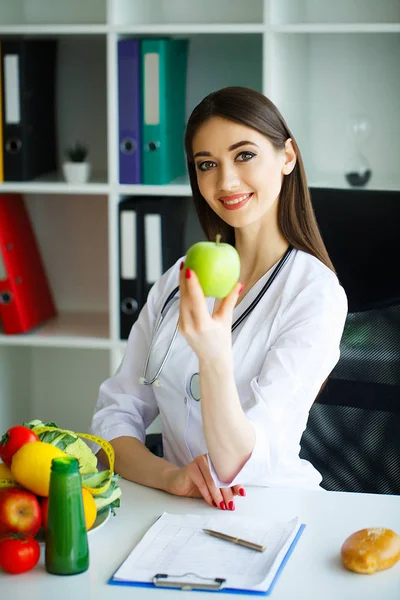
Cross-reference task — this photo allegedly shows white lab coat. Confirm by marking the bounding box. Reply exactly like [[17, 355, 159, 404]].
[[90, 248, 348, 490]]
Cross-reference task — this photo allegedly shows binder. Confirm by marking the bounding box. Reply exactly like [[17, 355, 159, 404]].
[[0, 194, 57, 334], [140, 38, 189, 185], [141, 196, 188, 300], [1, 39, 57, 181], [118, 39, 142, 184], [118, 196, 188, 340], [0, 41, 3, 183], [118, 197, 144, 340]]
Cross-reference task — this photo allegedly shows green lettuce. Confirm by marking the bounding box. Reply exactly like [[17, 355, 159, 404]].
[[82, 471, 122, 515], [23, 419, 98, 475]]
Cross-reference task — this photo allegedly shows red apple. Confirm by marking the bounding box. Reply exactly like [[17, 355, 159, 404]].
[[0, 488, 42, 537], [40, 497, 49, 531]]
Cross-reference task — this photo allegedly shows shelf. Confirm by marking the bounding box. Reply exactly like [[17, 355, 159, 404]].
[[115, 24, 265, 35], [119, 176, 191, 197], [270, 33, 400, 190], [0, 173, 110, 195], [0, 312, 111, 349], [270, 24, 400, 33], [0, 25, 108, 35], [308, 173, 400, 192], [1, 23, 398, 36]]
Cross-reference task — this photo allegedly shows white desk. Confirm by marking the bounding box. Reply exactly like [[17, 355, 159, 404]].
[[1, 479, 400, 599]]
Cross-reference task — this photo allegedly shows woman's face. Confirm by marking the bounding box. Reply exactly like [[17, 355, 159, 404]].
[[192, 116, 294, 230]]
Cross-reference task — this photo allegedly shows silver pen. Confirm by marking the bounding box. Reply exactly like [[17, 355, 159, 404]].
[[203, 528, 266, 552]]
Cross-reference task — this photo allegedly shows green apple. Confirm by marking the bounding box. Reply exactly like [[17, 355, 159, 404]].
[[184, 234, 240, 298]]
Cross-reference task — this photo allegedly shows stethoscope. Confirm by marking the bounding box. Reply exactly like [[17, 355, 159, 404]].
[[139, 245, 294, 399]]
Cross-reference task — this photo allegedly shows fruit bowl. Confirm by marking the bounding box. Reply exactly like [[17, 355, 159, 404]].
[[35, 507, 111, 545]]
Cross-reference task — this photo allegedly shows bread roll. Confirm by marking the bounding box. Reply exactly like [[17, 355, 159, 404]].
[[341, 527, 400, 574]]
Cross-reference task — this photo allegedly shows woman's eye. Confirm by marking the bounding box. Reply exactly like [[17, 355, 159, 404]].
[[236, 151, 256, 162], [197, 161, 215, 172]]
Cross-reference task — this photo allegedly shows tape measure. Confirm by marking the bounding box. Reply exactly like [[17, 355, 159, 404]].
[[0, 479, 20, 489], [0, 428, 115, 496]]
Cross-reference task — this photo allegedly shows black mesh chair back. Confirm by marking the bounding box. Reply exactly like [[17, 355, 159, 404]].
[[300, 188, 400, 494]]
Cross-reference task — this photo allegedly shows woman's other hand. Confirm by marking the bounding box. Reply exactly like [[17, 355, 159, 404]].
[[163, 454, 245, 510]]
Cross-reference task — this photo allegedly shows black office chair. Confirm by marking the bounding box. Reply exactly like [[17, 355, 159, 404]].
[[145, 433, 163, 458], [300, 187, 400, 494]]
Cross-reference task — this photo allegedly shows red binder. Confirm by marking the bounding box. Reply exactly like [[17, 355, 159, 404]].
[[0, 194, 56, 334]]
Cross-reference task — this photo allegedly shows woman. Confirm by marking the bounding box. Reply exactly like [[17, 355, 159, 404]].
[[91, 86, 347, 511]]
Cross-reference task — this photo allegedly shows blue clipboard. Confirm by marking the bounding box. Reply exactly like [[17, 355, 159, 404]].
[[107, 523, 306, 595]]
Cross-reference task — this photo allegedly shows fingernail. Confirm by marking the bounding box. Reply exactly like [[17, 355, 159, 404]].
[[180, 261, 184, 270], [185, 268, 191, 279], [228, 500, 235, 511], [239, 487, 246, 497], [219, 501, 226, 510], [238, 283, 244, 294], [212, 500, 217, 507]]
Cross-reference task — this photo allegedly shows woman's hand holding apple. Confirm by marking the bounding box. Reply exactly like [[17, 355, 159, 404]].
[[179, 236, 243, 363]]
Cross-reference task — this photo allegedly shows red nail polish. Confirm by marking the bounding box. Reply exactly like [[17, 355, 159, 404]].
[[185, 268, 191, 279], [219, 501, 226, 510], [238, 283, 244, 294], [180, 261, 184, 270], [228, 500, 235, 511], [239, 488, 246, 497], [212, 500, 217, 507]]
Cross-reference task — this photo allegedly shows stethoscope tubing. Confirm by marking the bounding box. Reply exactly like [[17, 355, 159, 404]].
[[140, 246, 293, 386]]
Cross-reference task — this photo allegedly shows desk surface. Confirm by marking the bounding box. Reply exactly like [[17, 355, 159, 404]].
[[1, 479, 400, 599]]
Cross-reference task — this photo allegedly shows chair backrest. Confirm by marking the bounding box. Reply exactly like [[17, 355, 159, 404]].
[[300, 187, 400, 494]]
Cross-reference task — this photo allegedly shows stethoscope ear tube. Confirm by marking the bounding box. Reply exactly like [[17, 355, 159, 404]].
[[231, 246, 293, 332]]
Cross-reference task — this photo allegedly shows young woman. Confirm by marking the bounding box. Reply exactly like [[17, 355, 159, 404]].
[[91, 87, 347, 511]]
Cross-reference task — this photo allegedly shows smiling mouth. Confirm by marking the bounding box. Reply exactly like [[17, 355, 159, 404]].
[[219, 192, 253, 209]]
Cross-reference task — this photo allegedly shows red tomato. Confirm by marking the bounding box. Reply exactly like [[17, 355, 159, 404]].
[[0, 533, 40, 574], [0, 426, 39, 467]]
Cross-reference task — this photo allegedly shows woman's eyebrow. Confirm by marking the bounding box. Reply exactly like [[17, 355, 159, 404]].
[[228, 140, 258, 151], [193, 140, 259, 159]]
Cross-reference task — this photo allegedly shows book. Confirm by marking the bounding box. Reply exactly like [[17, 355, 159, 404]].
[[108, 511, 305, 595]]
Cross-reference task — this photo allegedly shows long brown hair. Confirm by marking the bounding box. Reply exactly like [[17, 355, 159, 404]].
[[184, 86, 335, 273]]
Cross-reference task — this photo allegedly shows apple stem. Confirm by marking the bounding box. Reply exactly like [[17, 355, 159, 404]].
[[216, 234, 222, 245]]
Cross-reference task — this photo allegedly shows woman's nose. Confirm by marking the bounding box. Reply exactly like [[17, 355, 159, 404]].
[[217, 163, 240, 192]]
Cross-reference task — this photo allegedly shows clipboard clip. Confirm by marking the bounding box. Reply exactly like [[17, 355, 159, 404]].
[[153, 573, 226, 591]]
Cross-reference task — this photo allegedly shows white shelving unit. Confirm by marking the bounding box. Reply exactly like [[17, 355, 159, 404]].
[[0, 0, 399, 433]]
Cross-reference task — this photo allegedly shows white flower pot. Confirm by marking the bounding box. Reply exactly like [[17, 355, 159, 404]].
[[62, 162, 91, 184]]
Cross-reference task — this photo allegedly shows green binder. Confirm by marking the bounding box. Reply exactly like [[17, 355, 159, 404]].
[[140, 38, 189, 185]]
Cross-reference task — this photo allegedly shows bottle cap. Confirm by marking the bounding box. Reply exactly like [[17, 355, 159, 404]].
[[51, 456, 79, 474]]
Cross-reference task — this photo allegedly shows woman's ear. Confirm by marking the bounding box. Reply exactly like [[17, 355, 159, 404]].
[[282, 138, 296, 175]]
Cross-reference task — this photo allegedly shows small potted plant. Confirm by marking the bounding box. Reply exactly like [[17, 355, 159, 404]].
[[62, 142, 91, 184]]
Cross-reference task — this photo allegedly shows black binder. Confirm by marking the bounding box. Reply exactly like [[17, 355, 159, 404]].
[[119, 197, 144, 340], [141, 196, 188, 300], [1, 39, 57, 181], [118, 196, 189, 340]]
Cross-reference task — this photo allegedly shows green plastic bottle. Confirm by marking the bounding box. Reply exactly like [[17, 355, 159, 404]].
[[45, 456, 89, 575]]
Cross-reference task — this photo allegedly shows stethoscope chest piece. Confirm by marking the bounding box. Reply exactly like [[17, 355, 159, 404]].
[[188, 372, 201, 402]]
